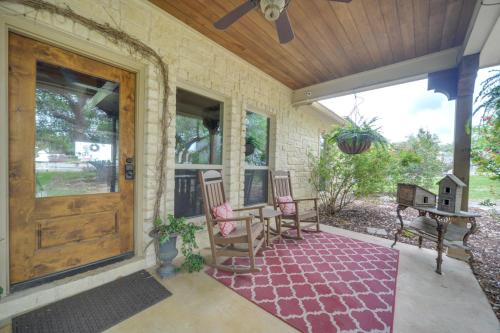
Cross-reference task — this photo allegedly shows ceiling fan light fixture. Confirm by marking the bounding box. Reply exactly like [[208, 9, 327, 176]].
[[260, 0, 286, 21]]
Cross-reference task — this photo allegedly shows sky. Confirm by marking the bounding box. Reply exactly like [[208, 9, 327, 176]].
[[320, 65, 500, 144]]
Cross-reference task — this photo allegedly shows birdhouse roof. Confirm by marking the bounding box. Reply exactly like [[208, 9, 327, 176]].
[[399, 183, 437, 196], [437, 174, 467, 187]]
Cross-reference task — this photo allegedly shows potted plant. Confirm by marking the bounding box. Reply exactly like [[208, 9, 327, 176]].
[[245, 136, 258, 156], [329, 117, 387, 154], [149, 215, 204, 278]]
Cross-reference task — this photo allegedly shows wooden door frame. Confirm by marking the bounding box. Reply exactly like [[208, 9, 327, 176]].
[[0, 15, 147, 295]]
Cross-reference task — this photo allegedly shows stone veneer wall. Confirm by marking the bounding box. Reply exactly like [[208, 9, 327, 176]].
[[0, 0, 337, 265]]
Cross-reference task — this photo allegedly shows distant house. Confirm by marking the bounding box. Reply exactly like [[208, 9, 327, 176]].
[[35, 150, 49, 162], [437, 174, 466, 213]]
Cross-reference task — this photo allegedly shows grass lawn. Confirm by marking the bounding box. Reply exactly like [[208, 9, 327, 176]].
[[36, 170, 100, 196], [429, 175, 498, 202], [468, 175, 499, 202]]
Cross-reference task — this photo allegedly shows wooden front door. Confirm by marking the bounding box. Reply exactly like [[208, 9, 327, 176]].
[[8, 33, 135, 285]]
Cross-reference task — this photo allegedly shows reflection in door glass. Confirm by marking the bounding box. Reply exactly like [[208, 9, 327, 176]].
[[35, 61, 120, 197]]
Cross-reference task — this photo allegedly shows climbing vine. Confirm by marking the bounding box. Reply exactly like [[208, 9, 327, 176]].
[[0, 0, 171, 220]]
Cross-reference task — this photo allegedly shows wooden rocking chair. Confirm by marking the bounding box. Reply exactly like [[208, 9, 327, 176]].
[[199, 170, 266, 273], [270, 170, 320, 239]]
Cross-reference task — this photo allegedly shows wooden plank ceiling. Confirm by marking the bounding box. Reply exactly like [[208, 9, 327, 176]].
[[151, 0, 476, 89]]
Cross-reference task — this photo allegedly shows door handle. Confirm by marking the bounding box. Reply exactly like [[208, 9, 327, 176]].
[[125, 157, 135, 180]]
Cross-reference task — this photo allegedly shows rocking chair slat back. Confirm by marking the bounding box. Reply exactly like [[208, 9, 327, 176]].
[[270, 170, 294, 206], [199, 169, 265, 273], [269, 170, 321, 238], [199, 170, 226, 220]]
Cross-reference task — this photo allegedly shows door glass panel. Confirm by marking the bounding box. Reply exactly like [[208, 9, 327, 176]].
[[35, 61, 120, 197]]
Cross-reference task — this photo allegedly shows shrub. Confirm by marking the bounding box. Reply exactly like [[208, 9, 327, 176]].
[[309, 143, 356, 215], [473, 69, 499, 180], [310, 128, 447, 215], [309, 132, 393, 214]]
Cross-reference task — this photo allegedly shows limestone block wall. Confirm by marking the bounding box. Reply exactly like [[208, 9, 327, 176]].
[[0, 0, 338, 265]]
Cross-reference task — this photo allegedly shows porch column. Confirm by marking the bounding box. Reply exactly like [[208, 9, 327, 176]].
[[453, 54, 479, 211]]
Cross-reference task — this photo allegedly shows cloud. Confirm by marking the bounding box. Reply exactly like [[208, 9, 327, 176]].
[[411, 94, 445, 113]]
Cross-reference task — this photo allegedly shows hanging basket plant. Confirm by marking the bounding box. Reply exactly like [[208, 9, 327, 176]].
[[328, 94, 387, 154], [245, 136, 257, 156], [330, 118, 387, 154]]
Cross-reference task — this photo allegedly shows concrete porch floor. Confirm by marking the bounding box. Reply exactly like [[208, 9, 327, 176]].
[[2, 225, 498, 333]]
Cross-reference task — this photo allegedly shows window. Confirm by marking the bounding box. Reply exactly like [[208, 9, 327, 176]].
[[423, 196, 428, 204], [444, 199, 450, 206], [445, 187, 451, 193], [244, 111, 270, 206], [174, 89, 223, 218]]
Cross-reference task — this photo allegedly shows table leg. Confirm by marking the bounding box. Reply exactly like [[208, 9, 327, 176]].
[[392, 205, 406, 248], [463, 217, 477, 247], [428, 212, 449, 275], [276, 216, 282, 243], [435, 221, 444, 275], [266, 218, 270, 247]]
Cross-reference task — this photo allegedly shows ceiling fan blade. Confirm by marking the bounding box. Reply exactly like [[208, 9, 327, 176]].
[[275, 10, 294, 44], [329, 0, 352, 2], [214, 1, 258, 30]]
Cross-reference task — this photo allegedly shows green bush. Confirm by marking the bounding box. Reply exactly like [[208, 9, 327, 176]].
[[309, 132, 394, 214], [351, 146, 394, 196], [473, 69, 499, 180], [310, 128, 447, 214], [309, 141, 356, 215]]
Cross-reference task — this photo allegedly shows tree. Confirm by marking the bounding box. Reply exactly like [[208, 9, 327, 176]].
[[392, 129, 446, 189], [36, 88, 116, 154], [472, 70, 500, 179]]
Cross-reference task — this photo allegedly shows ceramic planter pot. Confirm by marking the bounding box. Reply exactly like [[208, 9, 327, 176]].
[[337, 135, 372, 154], [155, 234, 178, 278]]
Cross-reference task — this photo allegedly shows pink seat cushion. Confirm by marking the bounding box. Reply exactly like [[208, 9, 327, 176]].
[[278, 195, 296, 215], [212, 202, 237, 237]]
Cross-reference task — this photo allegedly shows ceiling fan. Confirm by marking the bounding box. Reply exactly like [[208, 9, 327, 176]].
[[213, 0, 352, 44]]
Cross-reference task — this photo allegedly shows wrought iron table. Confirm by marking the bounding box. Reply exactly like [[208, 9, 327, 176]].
[[392, 205, 479, 274]]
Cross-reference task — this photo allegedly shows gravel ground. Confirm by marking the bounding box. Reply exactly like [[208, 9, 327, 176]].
[[320, 197, 500, 319]]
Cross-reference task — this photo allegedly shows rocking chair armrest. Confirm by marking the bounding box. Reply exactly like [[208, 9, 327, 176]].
[[233, 204, 266, 212], [293, 197, 319, 202], [210, 216, 253, 224]]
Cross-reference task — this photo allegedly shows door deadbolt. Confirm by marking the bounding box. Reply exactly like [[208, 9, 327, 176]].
[[125, 157, 135, 180]]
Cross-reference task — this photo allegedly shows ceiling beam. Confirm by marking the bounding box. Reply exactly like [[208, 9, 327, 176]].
[[461, 0, 500, 68], [297, 102, 347, 126], [292, 47, 461, 105], [462, 1, 500, 56]]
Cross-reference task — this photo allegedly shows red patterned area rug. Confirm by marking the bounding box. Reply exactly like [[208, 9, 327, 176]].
[[206, 231, 399, 333]]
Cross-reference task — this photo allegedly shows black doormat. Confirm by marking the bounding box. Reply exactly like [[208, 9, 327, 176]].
[[12, 270, 171, 333]]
